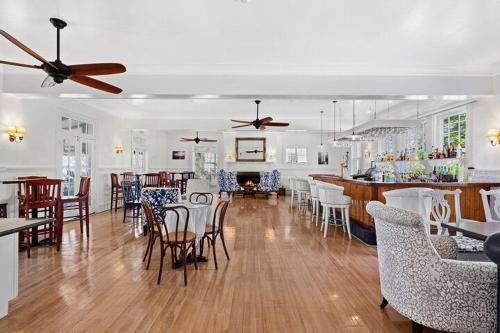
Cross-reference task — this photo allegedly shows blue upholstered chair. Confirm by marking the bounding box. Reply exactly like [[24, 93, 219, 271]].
[[257, 170, 281, 196], [217, 169, 240, 197], [121, 180, 143, 223]]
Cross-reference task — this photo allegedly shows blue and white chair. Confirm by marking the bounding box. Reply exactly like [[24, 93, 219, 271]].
[[217, 169, 240, 198], [122, 180, 143, 223]]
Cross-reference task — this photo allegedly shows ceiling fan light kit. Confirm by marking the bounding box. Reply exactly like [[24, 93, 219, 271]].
[[0, 18, 126, 94]]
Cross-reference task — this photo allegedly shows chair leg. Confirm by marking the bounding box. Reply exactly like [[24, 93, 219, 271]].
[[323, 207, 330, 238], [114, 191, 119, 212], [345, 207, 352, 240], [199, 237, 205, 257], [220, 232, 230, 261], [143, 233, 152, 262], [123, 205, 127, 223], [411, 321, 424, 333], [78, 202, 84, 235], [25, 230, 31, 258], [380, 297, 388, 309], [212, 238, 218, 270], [192, 241, 198, 270], [110, 189, 114, 212], [157, 248, 165, 285], [85, 199, 90, 238], [182, 245, 188, 286]]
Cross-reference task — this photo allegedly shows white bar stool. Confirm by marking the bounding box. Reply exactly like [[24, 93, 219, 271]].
[[307, 178, 319, 222], [294, 179, 310, 210], [317, 182, 352, 239]]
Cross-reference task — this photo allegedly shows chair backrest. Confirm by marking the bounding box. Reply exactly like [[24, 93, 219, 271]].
[[110, 173, 120, 187], [121, 180, 142, 204], [209, 200, 230, 234], [122, 172, 136, 181], [307, 178, 318, 198], [141, 187, 180, 206], [186, 179, 210, 198], [480, 188, 500, 222], [162, 205, 191, 243], [143, 173, 161, 188], [189, 192, 213, 205], [294, 179, 310, 192], [24, 179, 62, 219], [383, 187, 433, 219], [18, 176, 47, 199], [182, 171, 195, 181], [158, 171, 171, 187], [316, 181, 345, 205], [77, 177, 91, 198], [428, 189, 462, 224]]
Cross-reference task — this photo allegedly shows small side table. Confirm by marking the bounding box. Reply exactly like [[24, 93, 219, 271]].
[[0, 203, 7, 218]]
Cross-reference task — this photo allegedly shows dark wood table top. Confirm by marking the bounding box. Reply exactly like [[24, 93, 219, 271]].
[[0, 218, 55, 237], [441, 221, 500, 241], [2, 178, 48, 185]]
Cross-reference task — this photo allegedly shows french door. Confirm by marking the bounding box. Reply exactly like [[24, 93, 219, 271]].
[[60, 136, 95, 208]]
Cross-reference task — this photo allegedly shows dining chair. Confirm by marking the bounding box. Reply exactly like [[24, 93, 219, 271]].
[[185, 179, 210, 200], [17, 176, 47, 217], [200, 200, 230, 270], [480, 188, 500, 222], [121, 180, 142, 223], [294, 179, 310, 210], [0, 203, 6, 218], [143, 173, 161, 188], [61, 177, 91, 238], [141, 200, 163, 272], [22, 179, 62, 257], [122, 172, 137, 181], [143, 202, 198, 285], [159, 171, 174, 187], [189, 192, 213, 205], [110, 173, 122, 212]]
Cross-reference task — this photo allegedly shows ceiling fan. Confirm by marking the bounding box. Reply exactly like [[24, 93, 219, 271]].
[[244, 149, 264, 154], [231, 100, 290, 130], [0, 18, 126, 94], [180, 132, 217, 144]]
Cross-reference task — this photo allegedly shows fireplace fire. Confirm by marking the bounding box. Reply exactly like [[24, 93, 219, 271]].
[[236, 172, 261, 188], [244, 180, 255, 187]]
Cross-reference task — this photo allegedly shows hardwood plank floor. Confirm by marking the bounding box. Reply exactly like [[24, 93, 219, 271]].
[[0, 196, 415, 332]]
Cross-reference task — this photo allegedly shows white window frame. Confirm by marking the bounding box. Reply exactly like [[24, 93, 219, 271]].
[[435, 106, 467, 149], [285, 147, 308, 164]]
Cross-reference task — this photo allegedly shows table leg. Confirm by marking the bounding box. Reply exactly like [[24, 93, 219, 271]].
[[484, 232, 500, 333]]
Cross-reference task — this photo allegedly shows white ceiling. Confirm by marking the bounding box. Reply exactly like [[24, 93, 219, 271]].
[[1, 0, 500, 76]]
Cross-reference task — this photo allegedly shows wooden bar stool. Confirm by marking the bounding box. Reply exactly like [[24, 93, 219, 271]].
[[61, 177, 91, 238], [110, 173, 122, 212], [143, 173, 161, 188], [0, 203, 7, 218]]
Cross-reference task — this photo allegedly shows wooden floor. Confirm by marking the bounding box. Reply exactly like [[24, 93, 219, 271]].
[[0, 196, 415, 332]]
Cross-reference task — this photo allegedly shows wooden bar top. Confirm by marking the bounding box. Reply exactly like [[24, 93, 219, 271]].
[[310, 174, 500, 245]]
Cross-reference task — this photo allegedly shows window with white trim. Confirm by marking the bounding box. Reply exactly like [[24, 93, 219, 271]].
[[285, 148, 307, 163], [440, 108, 466, 148]]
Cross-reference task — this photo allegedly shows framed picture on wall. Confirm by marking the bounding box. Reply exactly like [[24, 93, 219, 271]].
[[318, 151, 328, 165], [236, 138, 266, 162], [172, 150, 186, 160]]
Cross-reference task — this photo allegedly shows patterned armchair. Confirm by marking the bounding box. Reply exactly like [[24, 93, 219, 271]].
[[366, 201, 497, 333], [257, 170, 281, 195], [217, 169, 240, 197]]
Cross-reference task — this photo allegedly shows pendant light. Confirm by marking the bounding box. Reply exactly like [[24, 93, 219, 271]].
[[331, 101, 338, 146], [350, 100, 362, 140], [320, 110, 324, 149]]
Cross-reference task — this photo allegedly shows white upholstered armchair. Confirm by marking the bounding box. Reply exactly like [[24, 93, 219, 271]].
[[366, 201, 497, 333]]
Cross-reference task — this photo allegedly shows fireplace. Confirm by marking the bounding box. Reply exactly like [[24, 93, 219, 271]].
[[236, 172, 261, 187]]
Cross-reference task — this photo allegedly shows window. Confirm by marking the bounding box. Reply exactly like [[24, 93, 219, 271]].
[[285, 148, 307, 163], [61, 116, 94, 136], [441, 110, 466, 148]]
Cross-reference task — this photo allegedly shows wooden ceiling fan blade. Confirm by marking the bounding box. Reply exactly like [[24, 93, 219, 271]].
[[0, 60, 40, 69], [260, 117, 273, 124], [180, 138, 195, 141], [231, 119, 253, 124], [232, 124, 251, 128], [200, 139, 218, 142], [69, 63, 126, 76], [0, 30, 55, 69], [70, 76, 122, 94], [265, 122, 289, 127]]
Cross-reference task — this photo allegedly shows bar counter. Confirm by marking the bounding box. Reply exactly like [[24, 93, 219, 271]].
[[310, 174, 500, 245]]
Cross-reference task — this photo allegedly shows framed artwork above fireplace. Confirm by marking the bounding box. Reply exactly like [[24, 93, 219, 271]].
[[236, 137, 266, 162]]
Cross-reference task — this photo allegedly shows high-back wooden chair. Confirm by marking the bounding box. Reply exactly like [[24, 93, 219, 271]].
[[200, 200, 230, 270], [158, 171, 171, 187], [122, 172, 137, 181], [143, 173, 161, 188], [110, 173, 122, 212], [17, 176, 47, 217], [61, 177, 91, 237], [22, 179, 62, 257], [480, 188, 500, 222]]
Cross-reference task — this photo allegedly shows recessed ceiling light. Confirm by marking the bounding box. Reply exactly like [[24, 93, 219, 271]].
[[129, 94, 149, 98], [406, 95, 429, 100], [59, 93, 92, 98], [191, 94, 220, 99], [441, 95, 467, 101]]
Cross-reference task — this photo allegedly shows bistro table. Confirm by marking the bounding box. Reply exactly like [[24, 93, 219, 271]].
[[442, 220, 500, 333], [164, 200, 212, 263]]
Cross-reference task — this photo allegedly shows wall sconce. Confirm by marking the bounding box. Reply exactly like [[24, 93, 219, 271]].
[[114, 144, 124, 154], [6, 126, 26, 143], [224, 152, 236, 161], [487, 129, 500, 146]]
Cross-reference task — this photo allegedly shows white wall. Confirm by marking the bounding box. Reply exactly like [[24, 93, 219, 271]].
[[0, 95, 131, 215]]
